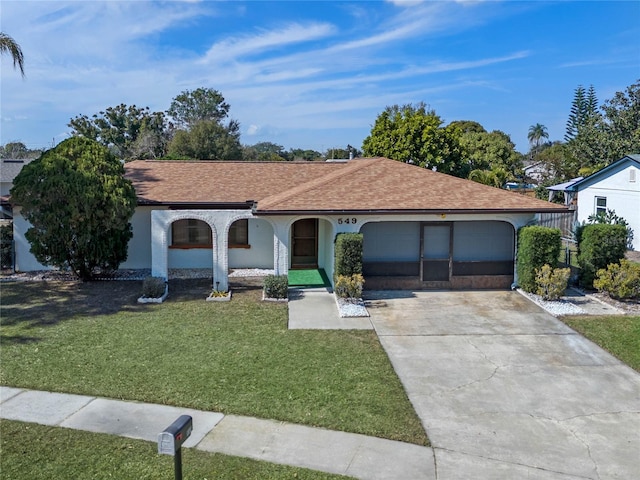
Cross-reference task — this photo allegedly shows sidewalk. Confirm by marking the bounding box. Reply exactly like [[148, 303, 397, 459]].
[[0, 386, 435, 480]]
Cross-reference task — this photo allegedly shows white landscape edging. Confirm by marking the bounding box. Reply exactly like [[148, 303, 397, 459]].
[[137, 285, 168, 304], [206, 291, 232, 302], [335, 294, 369, 318]]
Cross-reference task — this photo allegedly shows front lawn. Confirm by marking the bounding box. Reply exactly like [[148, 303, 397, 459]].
[[561, 315, 640, 371], [0, 420, 351, 479], [0, 279, 427, 446]]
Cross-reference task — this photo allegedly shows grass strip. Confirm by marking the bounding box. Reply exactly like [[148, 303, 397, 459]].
[[0, 419, 352, 479], [0, 280, 427, 446], [562, 315, 640, 371]]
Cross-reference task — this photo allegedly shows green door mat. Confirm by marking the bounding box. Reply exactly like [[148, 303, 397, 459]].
[[288, 269, 331, 288]]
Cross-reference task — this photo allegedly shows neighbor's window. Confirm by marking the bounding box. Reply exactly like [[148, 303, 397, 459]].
[[229, 219, 249, 247], [595, 197, 607, 215], [171, 219, 212, 247]]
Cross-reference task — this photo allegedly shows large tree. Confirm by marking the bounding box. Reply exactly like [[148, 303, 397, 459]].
[[0, 142, 42, 159], [167, 88, 231, 130], [362, 103, 465, 176], [565, 85, 599, 142], [527, 123, 549, 152], [600, 80, 640, 160], [168, 120, 242, 160], [69, 104, 168, 161], [458, 129, 521, 178], [11, 137, 137, 281], [0, 32, 24, 77], [242, 142, 289, 161]]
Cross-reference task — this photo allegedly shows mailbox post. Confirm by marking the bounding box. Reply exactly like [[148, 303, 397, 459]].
[[158, 415, 193, 480]]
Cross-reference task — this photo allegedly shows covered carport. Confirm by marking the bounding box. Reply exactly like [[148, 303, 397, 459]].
[[361, 220, 515, 290]]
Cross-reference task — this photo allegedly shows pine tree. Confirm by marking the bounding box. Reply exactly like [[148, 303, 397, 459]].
[[565, 85, 586, 142]]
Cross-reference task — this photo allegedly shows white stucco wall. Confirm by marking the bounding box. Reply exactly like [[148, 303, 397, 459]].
[[576, 164, 640, 251], [120, 206, 160, 269], [228, 218, 274, 268]]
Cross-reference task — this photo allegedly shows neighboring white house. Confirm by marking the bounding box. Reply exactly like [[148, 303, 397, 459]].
[[12, 157, 568, 290], [568, 155, 640, 251], [1, 158, 34, 219]]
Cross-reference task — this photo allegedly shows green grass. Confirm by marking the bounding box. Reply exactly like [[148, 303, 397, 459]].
[[0, 280, 427, 446], [0, 420, 352, 479], [562, 315, 640, 371]]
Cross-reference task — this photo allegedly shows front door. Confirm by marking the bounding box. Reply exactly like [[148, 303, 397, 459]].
[[291, 219, 318, 268], [422, 224, 451, 281]]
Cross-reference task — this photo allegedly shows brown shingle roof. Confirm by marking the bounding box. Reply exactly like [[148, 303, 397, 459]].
[[124, 158, 567, 213]]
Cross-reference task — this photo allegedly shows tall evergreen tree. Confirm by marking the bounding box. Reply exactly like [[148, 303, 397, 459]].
[[565, 85, 599, 142]]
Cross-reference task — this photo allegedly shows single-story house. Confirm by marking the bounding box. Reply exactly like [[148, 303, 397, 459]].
[[567, 155, 640, 251], [1, 158, 35, 219], [14, 156, 568, 290]]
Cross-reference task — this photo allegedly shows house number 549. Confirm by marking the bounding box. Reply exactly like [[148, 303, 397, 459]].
[[337, 218, 357, 225]]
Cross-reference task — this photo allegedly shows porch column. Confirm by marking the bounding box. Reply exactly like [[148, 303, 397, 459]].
[[212, 218, 227, 292], [272, 221, 290, 276], [151, 210, 169, 280]]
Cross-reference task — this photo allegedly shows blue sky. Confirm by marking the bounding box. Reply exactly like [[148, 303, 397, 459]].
[[1, 0, 639, 155]]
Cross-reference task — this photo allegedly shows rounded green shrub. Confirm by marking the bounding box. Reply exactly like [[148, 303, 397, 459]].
[[593, 260, 640, 299], [578, 224, 627, 288]]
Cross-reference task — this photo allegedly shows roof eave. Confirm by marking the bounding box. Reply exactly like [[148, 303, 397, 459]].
[[255, 207, 571, 216]]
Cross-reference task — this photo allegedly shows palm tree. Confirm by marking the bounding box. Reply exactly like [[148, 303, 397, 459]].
[[0, 32, 25, 77], [527, 123, 549, 151]]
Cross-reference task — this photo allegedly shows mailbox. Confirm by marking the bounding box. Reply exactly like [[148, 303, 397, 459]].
[[158, 415, 193, 456]]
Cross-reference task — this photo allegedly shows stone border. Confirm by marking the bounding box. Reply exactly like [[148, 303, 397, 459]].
[[137, 285, 168, 304], [335, 294, 370, 318]]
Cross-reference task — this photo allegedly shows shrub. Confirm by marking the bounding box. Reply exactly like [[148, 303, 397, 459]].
[[334, 274, 364, 299], [334, 233, 363, 278], [535, 264, 570, 300], [0, 224, 13, 270], [263, 274, 288, 299], [517, 226, 562, 293], [593, 260, 640, 300], [578, 223, 627, 288], [141, 276, 166, 298]]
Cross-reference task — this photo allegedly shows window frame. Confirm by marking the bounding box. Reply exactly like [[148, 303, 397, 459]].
[[228, 219, 250, 249], [594, 196, 607, 216], [170, 219, 212, 249]]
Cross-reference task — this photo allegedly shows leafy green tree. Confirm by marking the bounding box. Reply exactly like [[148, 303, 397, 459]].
[[69, 104, 168, 161], [168, 120, 241, 160], [0, 142, 42, 159], [325, 145, 362, 160], [289, 148, 323, 161], [468, 167, 509, 188], [448, 120, 486, 134], [459, 129, 521, 178], [167, 88, 230, 130], [362, 103, 465, 176], [0, 32, 24, 77], [242, 142, 289, 161], [10, 137, 137, 281], [600, 80, 640, 161], [535, 142, 580, 182]]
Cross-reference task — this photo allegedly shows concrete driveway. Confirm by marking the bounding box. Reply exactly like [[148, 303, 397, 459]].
[[366, 290, 640, 479]]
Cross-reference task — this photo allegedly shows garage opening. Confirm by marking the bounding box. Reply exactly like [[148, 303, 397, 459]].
[[362, 221, 515, 290]]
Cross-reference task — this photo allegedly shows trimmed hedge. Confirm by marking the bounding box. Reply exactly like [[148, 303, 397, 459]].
[[517, 226, 561, 293], [334, 233, 363, 278], [263, 274, 288, 299], [141, 276, 166, 298], [578, 223, 627, 288]]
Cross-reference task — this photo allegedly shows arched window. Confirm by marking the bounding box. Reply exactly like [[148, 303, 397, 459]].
[[228, 219, 249, 247], [171, 219, 212, 247]]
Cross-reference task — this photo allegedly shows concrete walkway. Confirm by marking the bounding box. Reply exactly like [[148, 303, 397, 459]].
[[288, 288, 372, 330], [366, 290, 640, 480], [0, 386, 434, 480]]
